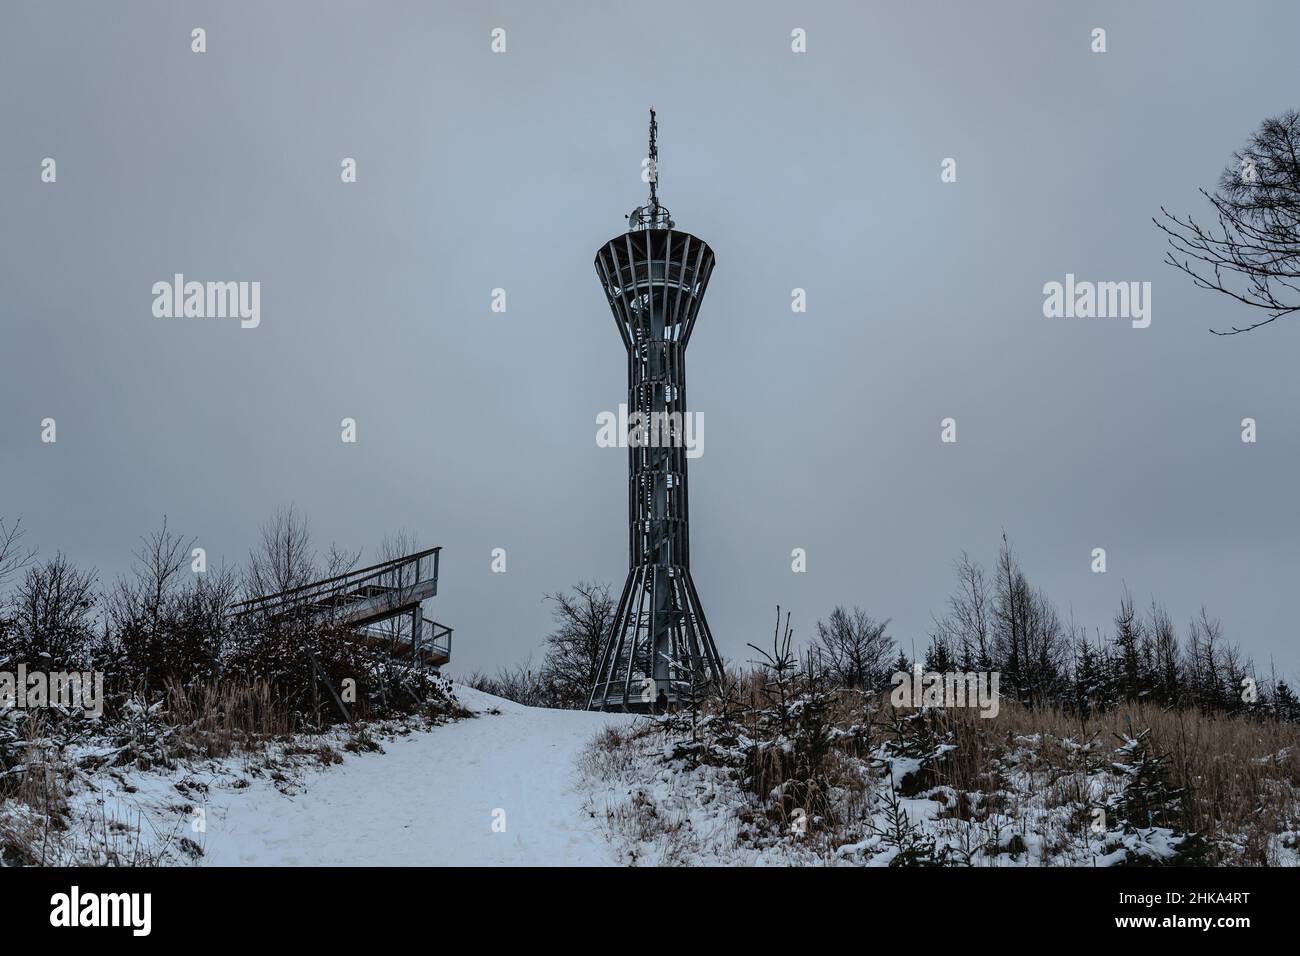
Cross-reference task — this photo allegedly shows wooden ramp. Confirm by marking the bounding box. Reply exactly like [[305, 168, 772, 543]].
[[231, 547, 454, 668]]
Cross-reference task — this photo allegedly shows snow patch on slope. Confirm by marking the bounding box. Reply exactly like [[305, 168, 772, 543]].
[[62, 684, 636, 866]]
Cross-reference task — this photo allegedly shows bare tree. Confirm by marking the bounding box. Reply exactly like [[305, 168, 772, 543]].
[[0, 517, 36, 652], [987, 534, 1069, 705], [246, 505, 317, 598], [105, 516, 214, 685], [324, 542, 362, 580], [6, 553, 98, 670], [540, 581, 615, 708], [376, 529, 419, 566], [937, 551, 993, 670], [813, 605, 893, 690], [0, 517, 36, 593], [126, 516, 193, 632], [106, 518, 186, 616], [1156, 110, 1300, 334]]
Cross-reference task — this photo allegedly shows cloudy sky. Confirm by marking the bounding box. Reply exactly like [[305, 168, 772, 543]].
[[3, 0, 1300, 680]]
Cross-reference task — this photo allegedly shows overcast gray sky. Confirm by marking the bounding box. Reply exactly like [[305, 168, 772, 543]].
[[3, 1, 1300, 680]]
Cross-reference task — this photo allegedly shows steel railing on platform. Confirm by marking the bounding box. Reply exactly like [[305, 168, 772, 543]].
[[231, 547, 441, 620]]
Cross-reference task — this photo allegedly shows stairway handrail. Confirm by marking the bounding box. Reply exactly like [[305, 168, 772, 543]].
[[231, 546, 441, 618]]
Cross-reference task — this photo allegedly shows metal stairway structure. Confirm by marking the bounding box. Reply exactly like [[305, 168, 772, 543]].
[[231, 547, 453, 668]]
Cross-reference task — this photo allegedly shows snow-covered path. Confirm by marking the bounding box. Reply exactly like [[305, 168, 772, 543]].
[[200, 687, 633, 866]]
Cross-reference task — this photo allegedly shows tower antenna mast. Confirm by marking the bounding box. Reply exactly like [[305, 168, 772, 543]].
[[628, 107, 672, 230], [648, 106, 659, 210]]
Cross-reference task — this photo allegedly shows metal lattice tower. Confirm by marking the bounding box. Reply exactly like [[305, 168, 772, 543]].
[[588, 109, 724, 712]]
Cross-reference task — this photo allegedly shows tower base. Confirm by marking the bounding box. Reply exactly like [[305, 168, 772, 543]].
[[587, 564, 723, 712]]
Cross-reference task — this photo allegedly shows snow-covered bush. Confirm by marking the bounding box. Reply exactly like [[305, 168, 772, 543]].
[[1096, 730, 1212, 865]]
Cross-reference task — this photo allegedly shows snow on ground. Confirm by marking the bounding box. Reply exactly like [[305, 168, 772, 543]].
[[27, 687, 1300, 867], [52, 686, 1297, 867], [193, 686, 634, 866]]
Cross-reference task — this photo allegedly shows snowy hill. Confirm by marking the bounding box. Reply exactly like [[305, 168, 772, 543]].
[[22, 681, 1297, 867]]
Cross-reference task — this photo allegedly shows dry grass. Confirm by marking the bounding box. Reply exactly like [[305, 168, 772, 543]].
[[938, 698, 1300, 856], [1, 713, 75, 865], [13, 713, 70, 822], [578, 725, 635, 780], [652, 668, 1300, 863], [723, 666, 1300, 836], [163, 678, 295, 758]]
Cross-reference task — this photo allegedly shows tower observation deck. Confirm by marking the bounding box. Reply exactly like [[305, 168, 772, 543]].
[[588, 109, 725, 712]]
